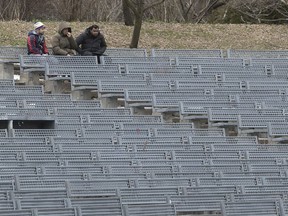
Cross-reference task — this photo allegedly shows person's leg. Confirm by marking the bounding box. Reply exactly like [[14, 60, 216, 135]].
[[96, 55, 101, 64], [82, 51, 93, 56]]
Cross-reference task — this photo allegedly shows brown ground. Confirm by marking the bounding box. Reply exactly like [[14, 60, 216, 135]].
[[0, 21, 288, 51]]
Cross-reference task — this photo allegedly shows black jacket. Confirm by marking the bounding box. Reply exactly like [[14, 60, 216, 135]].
[[76, 28, 107, 55]]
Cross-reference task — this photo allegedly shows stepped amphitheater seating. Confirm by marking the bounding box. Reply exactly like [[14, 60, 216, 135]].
[[0, 47, 146, 63], [1, 47, 288, 215], [227, 49, 288, 58], [105, 48, 147, 57], [0, 46, 28, 63], [151, 48, 224, 58]]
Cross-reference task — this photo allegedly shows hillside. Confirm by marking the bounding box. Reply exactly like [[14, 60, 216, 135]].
[[0, 21, 288, 50]]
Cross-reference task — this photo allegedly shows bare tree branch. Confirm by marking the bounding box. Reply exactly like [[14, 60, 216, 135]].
[[125, 0, 138, 16], [143, 0, 166, 13], [185, 1, 195, 19]]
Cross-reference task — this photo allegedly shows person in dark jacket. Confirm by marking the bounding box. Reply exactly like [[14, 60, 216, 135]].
[[51, 22, 78, 56], [76, 25, 107, 63], [27, 22, 49, 55]]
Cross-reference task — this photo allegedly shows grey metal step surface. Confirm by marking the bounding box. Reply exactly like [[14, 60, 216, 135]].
[[151, 48, 223, 58], [126, 88, 288, 106], [47, 136, 257, 147], [0, 108, 54, 120], [251, 58, 288, 66], [123, 203, 176, 216], [25, 100, 101, 109], [154, 92, 288, 113], [19, 55, 98, 70], [268, 122, 288, 137], [177, 57, 246, 67], [55, 122, 194, 130], [8, 149, 288, 163], [0, 46, 52, 61], [238, 115, 288, 129], [0, 94, 72, 101], [228, 49, 288, 58], [98, 80, 243, 96], [71, 72, 145, 90], [150, 71, 288, 82], [221, 199, 285, 216], [3, 48, 288, 216], [0, 46, 28, 59], [55, 108, 131, 116], [105, 48, 147, 57], [45, 64, 119, 79], [100, 56, 174, 65], [208, 108, 285, 122], [125, 64, 194, 74], [56, 115, 162, 124], [0, 81, 43, 95], [34, 207, 77, 216], [0, 209, 33, 216]]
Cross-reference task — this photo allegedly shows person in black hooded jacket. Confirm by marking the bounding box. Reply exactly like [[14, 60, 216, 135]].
[[76, 25, 107, 63]]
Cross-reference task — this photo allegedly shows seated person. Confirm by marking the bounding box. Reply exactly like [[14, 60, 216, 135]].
[[27, 22, 49, 55], [76, 24, 107, 63], [51, 22, 78, 56]]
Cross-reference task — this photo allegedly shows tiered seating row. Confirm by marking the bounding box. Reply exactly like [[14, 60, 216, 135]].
[[1, 47, 288, 215]]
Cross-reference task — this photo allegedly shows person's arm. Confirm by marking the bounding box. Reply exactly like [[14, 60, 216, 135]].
[[75, 33, 86, 54], [42, 39, 49, 54], [68, 35, 78, 50], [95, 35, 107, 55], [51, 35, 69, 55], [27, 35, 41, 54], [75, 33, 85, 48]]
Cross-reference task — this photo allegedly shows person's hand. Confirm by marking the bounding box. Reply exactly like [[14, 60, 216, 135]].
[[67, 54, 71, 56], [67, 32, 72, 38]]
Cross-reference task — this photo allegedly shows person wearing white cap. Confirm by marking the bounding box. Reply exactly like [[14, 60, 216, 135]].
[[27, 21, 49, 55]]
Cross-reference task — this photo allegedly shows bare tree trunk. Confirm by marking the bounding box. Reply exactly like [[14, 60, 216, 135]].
[[128, 0, 144, 48], [122, 0, 134, 26], [126, 0, 166, 48], [130, 15, 142, 48]]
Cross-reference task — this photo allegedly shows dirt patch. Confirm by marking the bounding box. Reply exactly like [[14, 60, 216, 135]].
[[0, 21, 287, 51]]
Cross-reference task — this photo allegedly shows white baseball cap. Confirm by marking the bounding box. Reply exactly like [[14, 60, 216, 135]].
[[34, 22, 45, 30]]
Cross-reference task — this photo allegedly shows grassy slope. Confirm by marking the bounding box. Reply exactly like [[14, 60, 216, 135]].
[[0, 20, 288, 50]]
